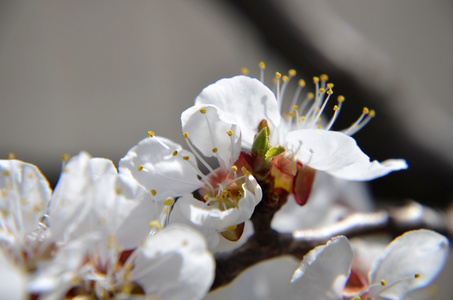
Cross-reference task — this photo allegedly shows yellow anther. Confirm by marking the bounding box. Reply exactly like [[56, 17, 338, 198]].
[[327, 88, 333, 95], [182, 156, 189, 161], [317, 124, 322, 129], [148, 131, 155, 138], [415, 274, 421, 279], [275, 72, 282, 79], [293, 105, 299, 111], [150, 189, 157, 196], [108, 236, 116, 249], [138, 165, 144, 171], [319, 88, 326, 93], [326, 83, 334, 89], [289, 111, 296, 118], [337, 95, 345, 103], [318, 117, 322, 122], [241, 166, 251, 177], [216, 195, 222, 200], [182, 240, 188, 247], [231, 165, 238, 172], [369, 109, 376, 117], [363, 107, 370, 114], [259, 61, 266, 70], [200, 108, 207, 114], [121, 282, 133, 293], [313, 76, 320, 84], [299, 116, 306, 121], [172, 150, 178, 156], [225, 225, 237, 231], [241, 67, 249, 75], [212, 148, 218, 153], [115, 188, 122, 195], [307, 92, 315, 100], [3, 170, 10, 176], [203, 195, 210, 201], [282, 75, 289, 83], [298, 79, 306, 87], [61, 153, 70, 163], [149, 220, 161, 230], [163, 198, 175, 206], [226, 130, 233, 137], [380, 279, 387, 287], [320, 74, 329, 82], [183, 132, 189, 138], [289, 69, 297, 77], [333, 105, 339, 111], [222, 190, 228, 196], [7, 153, 15, 159], [353, 297, 361, 300]]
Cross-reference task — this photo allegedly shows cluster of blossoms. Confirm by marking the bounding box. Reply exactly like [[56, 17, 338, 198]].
[[1, 63, 449, 299]]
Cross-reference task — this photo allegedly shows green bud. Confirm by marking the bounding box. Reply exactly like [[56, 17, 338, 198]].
[[265, 146, 286, 162]]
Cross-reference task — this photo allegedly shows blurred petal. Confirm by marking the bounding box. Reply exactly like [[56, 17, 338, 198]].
[[291, 236, 353, 300], [0, 159, 51, 236], [368, 229, 449, 300], [131, 224, 215, 300]]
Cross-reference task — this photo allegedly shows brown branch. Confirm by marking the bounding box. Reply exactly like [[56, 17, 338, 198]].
[[210, 201, 451, 291]]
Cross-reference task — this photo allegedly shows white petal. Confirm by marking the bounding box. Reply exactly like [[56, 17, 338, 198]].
[[175, 175, 261, 231], [181, 104, 241, 167], [0, 249, 27, 300], [290, 236, 353, 300], [206, 256, 300, 300], [0, 159, 51, 236], [29, 233, 99, 299], [368, 229, 449, 300], [195, 75, 281, 148], [113, 173, 156, 249], [48, 151, 96, 241], [119, 136, 203, 200], [131, 224, 215, 300], [285, 129, 408, 180]]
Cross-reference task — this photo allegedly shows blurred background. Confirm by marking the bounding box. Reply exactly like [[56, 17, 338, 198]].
[[0, 0, 452, 297]]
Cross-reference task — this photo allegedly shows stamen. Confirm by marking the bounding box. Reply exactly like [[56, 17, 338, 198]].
[[343, 107, 374, 136], [241, 67, 249, 75], [150, 190, 157, 197], [289, 79, 306, 110], [183, 132, 214, 173], [324, 104, 341, 131], [259, 61, 266, 82], [8, 153, 15, 159], [275, 72, 282, 110], [148, 131, 155, 138], [163, 198, 174, 206]]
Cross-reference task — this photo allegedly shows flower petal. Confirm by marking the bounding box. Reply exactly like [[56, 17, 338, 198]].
[[195, 75, 281, 148], [119, 136, 203, 200], [368, 229, 449, 300], [0, 248, 26, 300], [181, 104, 241, 167], [0, 159, 52, 236], [175, 174, 262, 231], [131, 224, 215, 300], [285, 129, 407, 180], [290, 236, 353, 300]]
